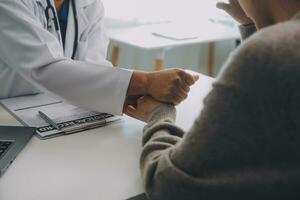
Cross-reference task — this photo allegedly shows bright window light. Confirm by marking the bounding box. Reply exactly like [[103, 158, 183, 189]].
[[102, 0, 231, 26]]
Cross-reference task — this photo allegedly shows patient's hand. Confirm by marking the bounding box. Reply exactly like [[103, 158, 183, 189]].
[[125, 96, 162, 122], [123, 95, 142, 113], [216, 0, 253, 25]]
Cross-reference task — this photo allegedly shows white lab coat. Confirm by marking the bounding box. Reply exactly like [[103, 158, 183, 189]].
[[0, 0, 132, 115]]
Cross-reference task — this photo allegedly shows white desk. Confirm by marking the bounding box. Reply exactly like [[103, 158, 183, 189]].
[[0, 74, 214, 200], [108, 22, 239, 74]]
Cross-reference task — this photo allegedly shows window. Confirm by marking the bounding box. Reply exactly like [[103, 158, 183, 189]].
[[102, 0, 231, 26]]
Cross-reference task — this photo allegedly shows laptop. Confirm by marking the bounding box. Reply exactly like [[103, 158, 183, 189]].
[[0, 126, 35, 176]]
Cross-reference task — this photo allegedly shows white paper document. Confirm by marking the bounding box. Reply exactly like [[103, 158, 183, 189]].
[[0, 94, 121, 139], [152, 21, 236, 41]]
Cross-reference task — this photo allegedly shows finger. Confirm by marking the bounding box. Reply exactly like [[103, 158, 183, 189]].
[[137, 96, 146, 105], [170, 94, 181, 105], [180, 75, 198, 93], [125, 105, 139, 118], [181, 84, 190, 93], [165, 92, 178, 105], [176, 87, 188, 99], [216, 2, 230, 11], [173, 93, 188, 105], [181, 72, 196, 86], [171, 90, 188, 105], [193, 75, 200, 82]]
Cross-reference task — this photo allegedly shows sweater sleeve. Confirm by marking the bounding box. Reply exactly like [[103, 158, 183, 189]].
[[140, 27, 300, 200], [288, 76, 300, 130], [141, 82, 264, 200]]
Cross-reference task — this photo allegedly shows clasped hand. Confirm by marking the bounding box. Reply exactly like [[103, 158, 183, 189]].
[[124, 0, 254, 122], [124, 69, 199, 122], [216, 0, 253, 25]]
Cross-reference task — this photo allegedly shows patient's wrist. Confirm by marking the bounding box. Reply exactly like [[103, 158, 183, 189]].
[[147, 104, 176, 124]]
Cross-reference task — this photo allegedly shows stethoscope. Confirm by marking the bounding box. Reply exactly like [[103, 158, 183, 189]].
[[45, 0, 78, 59]]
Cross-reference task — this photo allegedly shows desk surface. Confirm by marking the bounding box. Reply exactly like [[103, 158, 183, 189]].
[[108, 22, 239, 50], [0, 74, 214, 200]]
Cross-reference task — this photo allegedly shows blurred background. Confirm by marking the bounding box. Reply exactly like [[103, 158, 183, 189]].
[[102, 0, 237, 77]]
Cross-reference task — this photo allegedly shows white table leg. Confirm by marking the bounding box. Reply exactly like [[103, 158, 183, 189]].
[[154, 49, 166, 71], [207, 42, 215, 76], [111, 45, 120, 67]]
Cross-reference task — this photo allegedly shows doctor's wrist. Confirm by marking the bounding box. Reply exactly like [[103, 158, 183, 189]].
[[127, 71, 149, 96]]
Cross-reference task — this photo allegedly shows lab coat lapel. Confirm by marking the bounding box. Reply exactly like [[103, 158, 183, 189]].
[[35, 0, 54, 28], [36, 0, 54, 9], [35, 0, 47, 8], [64, 0, 90, 58], [64, 2, 75, 58]]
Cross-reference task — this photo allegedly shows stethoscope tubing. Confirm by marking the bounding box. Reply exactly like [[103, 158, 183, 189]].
[[45, 0, 78, 59], [71, 0, 78, 60]]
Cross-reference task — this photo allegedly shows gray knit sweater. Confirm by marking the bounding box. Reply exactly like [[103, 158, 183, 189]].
[[140, 14, 300, 200]]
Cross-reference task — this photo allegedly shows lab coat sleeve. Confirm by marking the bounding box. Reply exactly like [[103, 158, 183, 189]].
[[0, 0, 132, 115]]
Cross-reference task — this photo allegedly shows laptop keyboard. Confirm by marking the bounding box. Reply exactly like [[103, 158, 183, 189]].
[[0, 141, 13, 158]]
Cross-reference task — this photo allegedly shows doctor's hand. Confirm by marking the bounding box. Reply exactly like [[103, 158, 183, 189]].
[[128, 69, 199, 106], [146, 69, 199, 105], [125, 96, 162, 122], [216, 0, 253, 25]]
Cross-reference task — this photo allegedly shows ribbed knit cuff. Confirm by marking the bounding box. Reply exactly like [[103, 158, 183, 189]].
[[147, 104, 176, 125], [142, 104, 184, 146]]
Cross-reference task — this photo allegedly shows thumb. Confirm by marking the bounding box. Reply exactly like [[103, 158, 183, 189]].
[[193, 75, 200, 82], [216, 2, 231, 12], [126, 105, 138, 117], [183, 72, 197, 86]]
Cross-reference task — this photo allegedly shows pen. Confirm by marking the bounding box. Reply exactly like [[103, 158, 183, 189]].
[[38, 111, 61, 130], [63, 117, 121, 135]]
